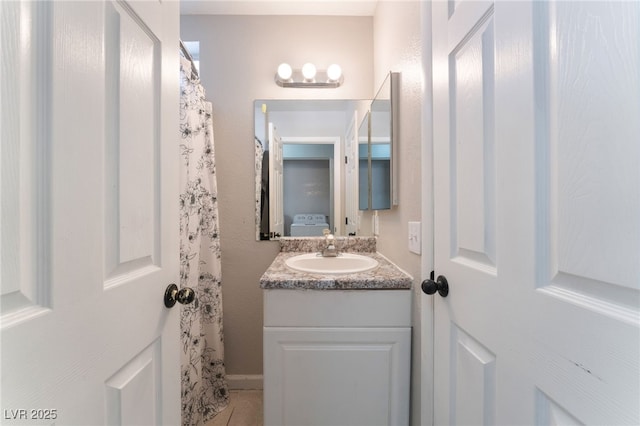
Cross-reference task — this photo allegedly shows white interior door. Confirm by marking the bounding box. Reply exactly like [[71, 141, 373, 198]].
[[431, 1, 640, 424], [268, 122, 284, 238], [344, 111, 359, 236], [1, 1, 181, 424]]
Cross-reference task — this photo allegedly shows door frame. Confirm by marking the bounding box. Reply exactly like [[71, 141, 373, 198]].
[[419, 0, 435, 424]]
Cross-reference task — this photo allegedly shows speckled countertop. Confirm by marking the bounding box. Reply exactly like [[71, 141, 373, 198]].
[[259, 237, 413, 290]]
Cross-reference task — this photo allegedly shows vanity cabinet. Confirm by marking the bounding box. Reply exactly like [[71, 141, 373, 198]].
[[263, 289, 411, 426]]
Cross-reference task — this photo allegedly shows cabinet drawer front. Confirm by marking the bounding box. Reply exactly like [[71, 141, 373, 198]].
[[264, 327, 410, 426], [263, 289, 411, 327]]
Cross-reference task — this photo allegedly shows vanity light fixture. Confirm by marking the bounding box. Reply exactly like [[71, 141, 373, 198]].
[[301, 62, 317, 81], [277, 63, 293, 81], [275, 62, 344, 88], [327, 64, 342, 82]]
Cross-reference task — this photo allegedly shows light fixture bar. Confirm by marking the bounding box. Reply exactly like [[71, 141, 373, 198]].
[[275, 65, 344, 88]]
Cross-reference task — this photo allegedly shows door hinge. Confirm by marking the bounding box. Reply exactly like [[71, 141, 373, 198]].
[[430, 270, 435, 280], [345, 217, 349, 225], [345, 156, 348, 164]]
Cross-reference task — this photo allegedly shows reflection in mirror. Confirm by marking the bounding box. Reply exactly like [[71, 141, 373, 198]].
[[367, 71, 400, 209], [358, 112, 370, 210], [255, 100, 370, 240]]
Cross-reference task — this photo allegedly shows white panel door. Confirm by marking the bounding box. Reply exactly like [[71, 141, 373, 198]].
[[268, 123, 284, 238], [344, 111, 359, 236], [1, 1, 180, 424], [430, 0, 640, 424]]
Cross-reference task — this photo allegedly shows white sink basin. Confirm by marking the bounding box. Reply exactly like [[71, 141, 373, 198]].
[[285, 253, 379, 275]]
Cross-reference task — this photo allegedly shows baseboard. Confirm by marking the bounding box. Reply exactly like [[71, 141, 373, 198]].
[[226, 374, 264, 390]]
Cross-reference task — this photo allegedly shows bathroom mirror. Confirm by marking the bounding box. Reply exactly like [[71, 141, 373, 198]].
[[365, 71, 400, 209], [255, 99, 371, 240]]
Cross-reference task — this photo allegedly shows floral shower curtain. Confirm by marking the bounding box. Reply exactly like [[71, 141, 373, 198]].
[[179, 56, 229, 425]]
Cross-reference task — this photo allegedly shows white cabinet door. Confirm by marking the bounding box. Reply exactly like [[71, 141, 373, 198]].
[[1, 1, 180, 424], [264, 327, 410, 426], [431, 1, 640, 424]]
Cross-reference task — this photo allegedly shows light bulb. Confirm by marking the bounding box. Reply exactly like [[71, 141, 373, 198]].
[[277, 63, 292, 80], [301, 63, 317, 80], [327, 64, 342, 81]]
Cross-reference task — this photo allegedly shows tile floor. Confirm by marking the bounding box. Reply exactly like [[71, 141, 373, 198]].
[[207, 390, 263, 426]]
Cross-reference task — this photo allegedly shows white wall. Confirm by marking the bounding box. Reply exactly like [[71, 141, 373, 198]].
[[180, 15, 373, 377], [270, 110, 347, 137]]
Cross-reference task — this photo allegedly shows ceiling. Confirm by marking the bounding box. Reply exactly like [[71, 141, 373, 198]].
[[180, 0, 379, 16]]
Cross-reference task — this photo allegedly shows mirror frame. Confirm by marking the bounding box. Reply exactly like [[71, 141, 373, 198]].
[[360, 71, 400, 210], [389, 72, 400, 206]]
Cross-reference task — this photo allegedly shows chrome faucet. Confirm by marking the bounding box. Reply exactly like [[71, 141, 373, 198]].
[[321, 229, 339, 257]]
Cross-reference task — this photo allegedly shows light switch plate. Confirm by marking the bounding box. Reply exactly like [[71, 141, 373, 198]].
[[408, 221, 421, 254]]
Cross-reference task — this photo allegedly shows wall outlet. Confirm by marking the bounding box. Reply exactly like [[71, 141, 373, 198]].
[[408, 221, 421, 254]]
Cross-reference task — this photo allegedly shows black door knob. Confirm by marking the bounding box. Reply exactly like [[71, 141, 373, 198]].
[[164, 283, 196, 308], [421, 275, 449, 297]]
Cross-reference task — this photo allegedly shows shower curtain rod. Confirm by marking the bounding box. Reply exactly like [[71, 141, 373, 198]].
[[179, 40, 199, 79]]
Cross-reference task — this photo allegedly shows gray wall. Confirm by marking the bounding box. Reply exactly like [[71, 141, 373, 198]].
[[180, 15, 374, 376], [372, 2, 426, 424]]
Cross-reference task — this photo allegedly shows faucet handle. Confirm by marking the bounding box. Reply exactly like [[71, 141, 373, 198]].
[[320, 228, 338, 257]]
